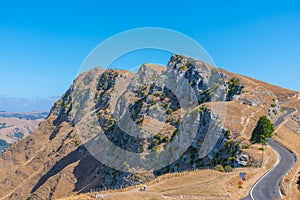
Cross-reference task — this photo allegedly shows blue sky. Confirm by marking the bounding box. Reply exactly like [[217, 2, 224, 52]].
[[0, 0, 299, 99]]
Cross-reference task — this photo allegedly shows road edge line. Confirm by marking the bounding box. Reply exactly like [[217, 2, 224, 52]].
[[250, 144, 281, 200]]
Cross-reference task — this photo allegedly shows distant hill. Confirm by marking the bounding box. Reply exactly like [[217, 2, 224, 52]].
[[0, 111, 48, 120], [0, 111, 48, 153]]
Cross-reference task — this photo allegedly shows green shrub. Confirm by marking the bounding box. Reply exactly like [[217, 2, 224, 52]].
[[224, 165, 233, 172], [242, 145, 250, 149], [160, 93, 166, 100], [227, 139, 234, 145], [230, 77, 239, 86], [162, 136, 170, 143], [166, 117, 171, 123], [214, 83, 221, 88], [151, 99, 157, 105], [246, 163, 251, 167], [174, 118, 180, 124], [154, 92, 161, 97], [224, 130, 231, 139], [136, 118, 143, 124], [215, 165, 225, 172], [154, 133, 163, 141], [123, 162, 130, 171], [180, 65, 187, 71], [166, 107, 173, 115], [229, 157, 236, 162], [75, 140, 81, 146]]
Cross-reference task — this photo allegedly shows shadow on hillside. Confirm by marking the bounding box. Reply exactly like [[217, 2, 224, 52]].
[[31, 149, 82, 193], [31, 143, 110, 194]]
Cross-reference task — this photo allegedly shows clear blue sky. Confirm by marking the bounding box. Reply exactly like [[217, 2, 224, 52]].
[[0, 0, 299, 98]]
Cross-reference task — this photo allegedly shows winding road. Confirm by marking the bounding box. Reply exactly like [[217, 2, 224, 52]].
[[242, 108, 296, 200]]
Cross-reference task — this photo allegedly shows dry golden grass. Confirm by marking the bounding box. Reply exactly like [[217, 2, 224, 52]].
[[219, 68, 297, 102], [57, 145, 277, 200], [273, 118, 300, 200]]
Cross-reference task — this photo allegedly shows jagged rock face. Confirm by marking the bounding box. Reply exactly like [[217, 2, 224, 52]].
[[67, 55, 243, 174], [0, 55, 248, 199], [269, 99, 283, 120], [168, 55, 243, 102]]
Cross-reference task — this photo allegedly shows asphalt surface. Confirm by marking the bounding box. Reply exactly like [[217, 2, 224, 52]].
[[241, 108, 296, 200]]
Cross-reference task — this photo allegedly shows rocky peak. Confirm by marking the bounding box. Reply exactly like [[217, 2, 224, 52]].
[[6, 55, 295, 199]]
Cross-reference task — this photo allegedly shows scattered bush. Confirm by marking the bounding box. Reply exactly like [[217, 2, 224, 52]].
[[215, 165, 225, 172], [224, 130, 231, 139], [162, 136, 170, 143], [154, 133, 163, 141], [229, 157, 236, 162], [153, 92, 161, 97], [224, 165, 233, 172], [226, 77, 241, 98], [258, 147, 264, 151], [229, 77, 239, 86], [166, 107, 173, 115], [166, 117, 171, 123], [214, 83, 221, 88], [160, 93, 167, 100], [75, 140, 81, 146], [123, 162, 130, 171], [242, 145, 250, 149], [136, 118, 143, 124], [151, 99, 157, 105], [180, 65, 187, 71]]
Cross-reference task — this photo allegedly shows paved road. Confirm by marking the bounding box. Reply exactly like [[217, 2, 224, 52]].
[[241, 108, 296, 200], [274, 108, 294, 127]]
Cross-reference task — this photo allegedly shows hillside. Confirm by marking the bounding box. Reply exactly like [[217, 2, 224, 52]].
[[0, 55, 298, 200]]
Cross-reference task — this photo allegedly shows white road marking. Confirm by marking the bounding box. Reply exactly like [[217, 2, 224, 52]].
[[250, 145, 281, 200]]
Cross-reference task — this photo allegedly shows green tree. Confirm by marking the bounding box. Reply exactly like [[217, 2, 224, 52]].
[[250, 116, 274, 144], [250, 116, 274, 166]]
